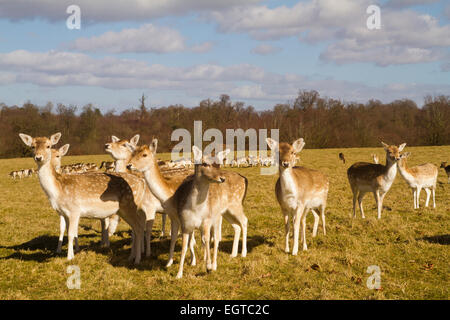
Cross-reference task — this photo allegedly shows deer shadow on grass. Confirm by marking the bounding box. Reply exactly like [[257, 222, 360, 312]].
[[419, 234, 450, 245]]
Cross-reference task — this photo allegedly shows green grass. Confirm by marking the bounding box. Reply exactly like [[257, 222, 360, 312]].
[[0, 146, 449, 299]]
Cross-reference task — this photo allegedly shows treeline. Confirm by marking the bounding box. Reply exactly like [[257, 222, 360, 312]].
[[0, 90, 449, 158]]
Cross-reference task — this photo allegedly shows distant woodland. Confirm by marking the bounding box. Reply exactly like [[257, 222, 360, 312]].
[[0, 90, 449, 158]]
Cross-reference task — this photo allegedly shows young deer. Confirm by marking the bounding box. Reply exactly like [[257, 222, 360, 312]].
[[348, 142, 405, 219], [372, 154, 379, 164], [397, 152, 438, 209], [105, 134, 169, 258], [441, 162, 450, 183], [19, 133, 147, 263], [267, 138, 329, 255], [173, 146, 248, 278]]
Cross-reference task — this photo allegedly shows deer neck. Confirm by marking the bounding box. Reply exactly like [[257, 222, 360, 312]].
[[143, 162, 173, 203], [279, 166, 298, 196], [37, 160, 62, 208], [397, 158, 414, 182], [383, 157, 398, 183], [115, 154, 132, 173]]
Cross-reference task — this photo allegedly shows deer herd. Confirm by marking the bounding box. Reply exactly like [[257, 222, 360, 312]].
[[11, 132, 446, 278]]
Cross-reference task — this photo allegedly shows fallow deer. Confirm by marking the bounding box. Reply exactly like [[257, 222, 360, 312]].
[[441, 162, 450, 183], [397, 152, 438, 209], [172, 146, 248, 278], [105, 134, 170, 257], [126, 139, 248, 271], [19, 132, 147, 263], [267, 138, 329, 255], [347, 142, 406, 219]]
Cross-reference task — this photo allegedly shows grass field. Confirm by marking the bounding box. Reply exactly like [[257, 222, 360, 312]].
[[0, 146, 448, 300]]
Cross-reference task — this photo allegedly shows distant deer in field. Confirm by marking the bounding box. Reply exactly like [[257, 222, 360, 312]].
[[19, 132, 147, 263], [372, 154, 379, 164], [267, 138, 329, 255], [347, 142, 405, 219], [441, 162, 450, 183], [100, 161, 115, 172], [397, 152, 438, 209], [172, 146, 248, 278], [339, 153, 346, 164]]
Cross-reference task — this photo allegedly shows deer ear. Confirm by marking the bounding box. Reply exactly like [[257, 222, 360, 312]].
[[266, 138, 278, 150], [150, 138, 158, 154], [130, 134, 140, 146], [292, 138, 305, 153], [59, 144, 70, 156], [111, 135, 120, 143], [124, 142, 136, 152], [381, 141, 390, 151], [192, 145, 203, 163], [50, 132, 62, 145], [19, 133, 33, 147], [398, 143, 406, 152]]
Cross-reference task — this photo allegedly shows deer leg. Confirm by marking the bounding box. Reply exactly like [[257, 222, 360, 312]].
[[292, 204, 305, 255], [416, 186, 422, 208], [358, 192, 366, 219], [413, 189, 417, 209], [311, 209, 319, 237], [352, 190, 358, 218], [202, 222, 213, 273], [176, 232, 190, 279], [424, 188, 431, 207], [57, 215, 66, 253], [283, 210, 290, 253], [108, 214, 120, 237], [432, 187, 436, 208], [212, 218, 221, 271], [67, 213, 80, 261], [189, 231, 196, 266], [166, 219, 179, 268], [321, 204, 326, 236]]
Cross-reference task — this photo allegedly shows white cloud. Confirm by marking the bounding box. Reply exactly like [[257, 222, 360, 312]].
[[251, 44, 282, 55], [0, 0, 260, 22], [208, 0, 450, 66], [69, 24, 212, 54], [0, 49, 448, 107], [384, 0, 440, 9]]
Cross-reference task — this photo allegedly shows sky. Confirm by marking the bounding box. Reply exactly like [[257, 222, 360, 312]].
[[0, 0, 449, 112]]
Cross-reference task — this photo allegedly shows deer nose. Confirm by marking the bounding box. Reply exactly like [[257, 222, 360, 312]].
[[105, 144, 111, 149], [219, 177, 226, 183], [127, 164, 133, 170], [34, 155, 43, 162], [282, 161, 289, 167]]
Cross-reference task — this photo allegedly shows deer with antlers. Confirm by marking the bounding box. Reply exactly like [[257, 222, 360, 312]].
[[267, 138, 329, 255], [347, 142, 406, 219], [19, 132, 147, 263]]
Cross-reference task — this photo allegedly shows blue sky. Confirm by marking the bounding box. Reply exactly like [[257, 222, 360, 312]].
[[0, 0, 449, 112]]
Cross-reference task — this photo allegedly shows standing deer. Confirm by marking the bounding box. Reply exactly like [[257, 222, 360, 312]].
[[397, 152, 438, 209], [441, 162, 450, 183], [267, 138, 329, 255], [105, 134, 170, 258], [51, 145, 112, 252], [126, 139, 248, 271], [173, 146, 248, 278], [347, 142, 406, 219], [19, 132, 147, 263], [339, 153, 346, 164]]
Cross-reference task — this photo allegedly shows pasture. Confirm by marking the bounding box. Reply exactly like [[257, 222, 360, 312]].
[[0, 146, 448, 300]]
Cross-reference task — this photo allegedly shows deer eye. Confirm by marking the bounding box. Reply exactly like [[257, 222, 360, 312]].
[[56, 156, 60, 158], [47, 145, 50, 149], [142, 154, 148, 157]]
